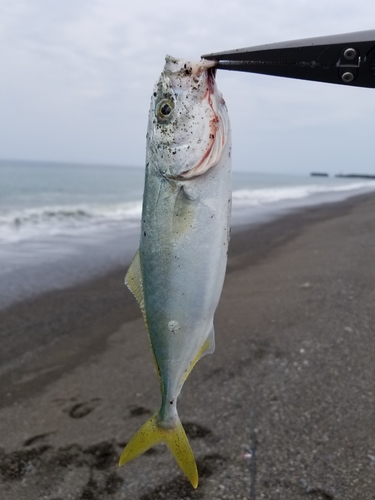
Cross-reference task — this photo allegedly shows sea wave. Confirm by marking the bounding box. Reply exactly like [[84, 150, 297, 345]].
[[0, 202, 143, 243], [1, 180, 374, 244], [232, 181, 375, 207]]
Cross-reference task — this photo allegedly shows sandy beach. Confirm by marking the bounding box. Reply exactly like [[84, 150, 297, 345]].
[[1, 192, 375, 500]]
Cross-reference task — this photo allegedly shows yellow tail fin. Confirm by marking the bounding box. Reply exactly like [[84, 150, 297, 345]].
[[119, 412, 198, 488]]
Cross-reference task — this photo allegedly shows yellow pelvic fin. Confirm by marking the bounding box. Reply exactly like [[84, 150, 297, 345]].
[[119, 412, 198, 488]]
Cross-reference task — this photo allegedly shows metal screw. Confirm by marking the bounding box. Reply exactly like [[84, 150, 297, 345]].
[[344, 48, 357, 60], [342, 72, 354, 83]]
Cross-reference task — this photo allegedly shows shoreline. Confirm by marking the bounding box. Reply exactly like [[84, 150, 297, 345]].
[[0, 191, 373, 399], [1, 191, 375, 498], [2, 181, 375, 312]]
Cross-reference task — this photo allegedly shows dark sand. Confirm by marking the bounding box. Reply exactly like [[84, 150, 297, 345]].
[[1, 193, 375, 500]]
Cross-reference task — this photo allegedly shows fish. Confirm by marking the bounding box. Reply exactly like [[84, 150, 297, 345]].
[[119, 55, 231, 488]]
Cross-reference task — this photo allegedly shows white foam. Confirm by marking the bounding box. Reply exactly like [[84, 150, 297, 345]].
[[232, 181, 375, 208], [1, 179, 375, 245], [0, 201, 143, 243]]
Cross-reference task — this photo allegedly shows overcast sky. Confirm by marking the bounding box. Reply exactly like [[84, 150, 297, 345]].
[[1, 0, 375, 174]]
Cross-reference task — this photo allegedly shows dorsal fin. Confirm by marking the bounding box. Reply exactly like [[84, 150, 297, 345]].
[[125, 251, 162, 384], [125, 250, 146, 321]]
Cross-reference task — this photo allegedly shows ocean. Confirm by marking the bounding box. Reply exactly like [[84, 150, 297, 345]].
[[1, 159, 375, 309]]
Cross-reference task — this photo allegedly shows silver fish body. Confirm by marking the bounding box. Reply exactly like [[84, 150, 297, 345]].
[[120, 56, 231, 487]]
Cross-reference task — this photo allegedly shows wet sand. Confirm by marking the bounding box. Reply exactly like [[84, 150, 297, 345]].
[[1, 193, 375, 499]]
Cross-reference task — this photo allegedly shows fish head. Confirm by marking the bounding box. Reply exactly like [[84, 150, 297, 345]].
[[147, 55, 230, 179]]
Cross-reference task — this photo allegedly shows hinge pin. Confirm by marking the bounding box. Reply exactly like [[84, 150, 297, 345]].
[[343, 48, 357, 60], [342, 71, 354, 83]]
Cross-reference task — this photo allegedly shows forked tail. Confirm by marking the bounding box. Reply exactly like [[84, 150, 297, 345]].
[[119, 412, 198, 488]]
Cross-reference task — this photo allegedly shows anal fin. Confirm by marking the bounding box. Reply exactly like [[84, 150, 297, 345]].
[[202, 325, 215, 357], [183, 325, 215, 383]]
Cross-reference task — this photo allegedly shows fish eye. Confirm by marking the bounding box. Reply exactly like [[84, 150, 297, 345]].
[[156, 98, 174, 122]]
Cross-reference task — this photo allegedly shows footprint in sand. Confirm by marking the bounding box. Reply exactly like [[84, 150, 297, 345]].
[[23, 432, 55, 447], [65, 398, 101, 419], [128, 405, 152, 417], [182, 422, 212, 439]]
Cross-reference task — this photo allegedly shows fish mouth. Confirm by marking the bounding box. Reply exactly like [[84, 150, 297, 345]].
[[165, 55, 217, 78]]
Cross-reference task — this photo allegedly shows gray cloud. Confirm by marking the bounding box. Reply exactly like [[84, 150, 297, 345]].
[[1, 0, 375, 173]]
